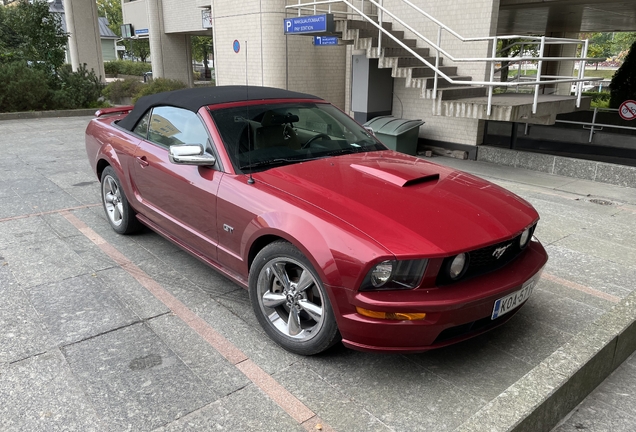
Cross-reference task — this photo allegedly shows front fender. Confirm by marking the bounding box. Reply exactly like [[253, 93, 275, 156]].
[[243, 210, 390, 289]]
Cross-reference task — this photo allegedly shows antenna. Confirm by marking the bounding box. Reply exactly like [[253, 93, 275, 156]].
[[245, 40, 255, 185]]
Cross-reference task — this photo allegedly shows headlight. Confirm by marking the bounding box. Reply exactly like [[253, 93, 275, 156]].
[[519, 224, 537, 249], [371, 260, 393, 288], [519, 228, 531, 248], [361, 259, 428, 291], [448, 253, 468, 280]]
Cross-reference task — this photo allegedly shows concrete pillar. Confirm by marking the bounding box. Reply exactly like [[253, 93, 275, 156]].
[[63, 0, 105, 80], [147, 0, 194, 87], [542, 7, 583, 95]]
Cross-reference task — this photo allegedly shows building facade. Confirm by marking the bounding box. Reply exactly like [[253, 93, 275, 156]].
[[112, 0, 636, 152]]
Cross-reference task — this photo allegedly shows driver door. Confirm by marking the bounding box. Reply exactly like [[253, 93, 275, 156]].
[[131, 106, 223, 260]]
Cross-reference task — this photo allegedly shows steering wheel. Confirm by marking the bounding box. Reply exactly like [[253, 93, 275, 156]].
[[303, 133, 331, 149]]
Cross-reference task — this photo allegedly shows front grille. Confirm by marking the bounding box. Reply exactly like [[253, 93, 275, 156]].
[[436, 225, 535, 286], [433, 310, 516, 344]]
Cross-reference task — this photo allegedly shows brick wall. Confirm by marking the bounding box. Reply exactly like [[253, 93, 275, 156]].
[[393, 80, 483, 146]]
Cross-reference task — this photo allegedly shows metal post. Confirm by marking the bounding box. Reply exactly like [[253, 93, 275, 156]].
[[510, 122, 518, 149], [533, 36, 546, 114], [377, 0, 383, 54], [297, 0, 301, 16], [589, 107, 598, 143], [520, 42, 526, 91], [487, 36, 497, 116], [577, 39, 589, 109], [433, 27, 442, 100]]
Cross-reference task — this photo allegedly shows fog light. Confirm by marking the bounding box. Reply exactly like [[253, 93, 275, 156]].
[[449, 253, 468, 280], [356, 307, 426, 321]]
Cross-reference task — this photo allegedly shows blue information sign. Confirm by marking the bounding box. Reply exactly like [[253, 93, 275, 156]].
[[314, 36, 339, 46], [284, 14, 334, 35], [135, 28, 149, 35]]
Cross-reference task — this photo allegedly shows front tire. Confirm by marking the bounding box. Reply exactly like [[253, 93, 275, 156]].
[[101, 166, 142, 234], [249, 241, 340, 355]]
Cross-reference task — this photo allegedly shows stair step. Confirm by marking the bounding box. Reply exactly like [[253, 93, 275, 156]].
[[437, 87, 488, 100], [398, 57, 443, 68], [426, 76, 473, 88], [358, 28, 404, 40], [346, 20, 392, 31], [384, 47, 431, 58], [411, 66, 457, 78], [370, 37, 417, 48]]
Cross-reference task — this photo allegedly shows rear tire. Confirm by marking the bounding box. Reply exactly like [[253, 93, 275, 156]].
[[101, 166, 142, 234], [249, 241, 340, 355]]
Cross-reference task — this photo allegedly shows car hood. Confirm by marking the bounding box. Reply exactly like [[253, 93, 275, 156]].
[[254, 151, 539, 257]]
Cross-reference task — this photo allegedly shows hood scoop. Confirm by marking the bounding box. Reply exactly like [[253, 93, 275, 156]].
[[350, 162, 440, 187]]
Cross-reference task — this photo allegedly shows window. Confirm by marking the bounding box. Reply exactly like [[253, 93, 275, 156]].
[[209, 102, 385, 173], [133, 110, 151, 139], [147, 106, 209, 148]]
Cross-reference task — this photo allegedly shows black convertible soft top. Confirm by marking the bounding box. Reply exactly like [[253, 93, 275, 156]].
[[118, 85, 322, 131]]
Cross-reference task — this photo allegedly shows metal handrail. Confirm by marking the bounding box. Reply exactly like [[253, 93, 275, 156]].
[[286, 0, 602, 116], [555, 108, 636, 143]]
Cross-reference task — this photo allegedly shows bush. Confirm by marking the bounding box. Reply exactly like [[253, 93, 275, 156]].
[[0, 62, 104, 112], [48, 63, 103, 109], [102, 78, 144, 104], [132, 78, 187, 103], [104, 61, 119, 76], [0, 61, 50, 112], [610, 40, 636, 108], [582, 91, 611, 108], [103, 60, 152, 77]]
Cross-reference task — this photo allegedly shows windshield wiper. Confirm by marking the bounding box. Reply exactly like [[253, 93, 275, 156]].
[[240, 157, 319, 170], [324, 147, 366, 157]]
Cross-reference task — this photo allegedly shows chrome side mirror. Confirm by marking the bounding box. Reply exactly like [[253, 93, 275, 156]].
[[169, 144, 216, 166]]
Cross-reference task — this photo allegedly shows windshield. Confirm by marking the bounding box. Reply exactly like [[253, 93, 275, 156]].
[[208, 102, 386, 173]]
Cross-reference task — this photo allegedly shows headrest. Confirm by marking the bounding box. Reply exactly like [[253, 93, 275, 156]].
[[260, 111, 299, 127]]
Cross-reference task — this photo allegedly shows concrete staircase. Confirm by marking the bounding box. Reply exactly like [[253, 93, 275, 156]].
[[335, 19, 590, 125]]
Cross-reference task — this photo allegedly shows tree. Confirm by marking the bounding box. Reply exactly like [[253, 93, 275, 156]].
[[129, 39, 150, 63], [192, 36, 213, 79], [498, 38, 539, 83], [96, 0, 150, 62], [0, 0, 67, 72], [610, 40, 636, 108], [611, 33, 636, 60], [582, 33, 613, 69], [96, 0, 123, 36]]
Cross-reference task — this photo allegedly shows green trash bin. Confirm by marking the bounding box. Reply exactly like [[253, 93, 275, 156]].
[[363, 116, 424, 156]]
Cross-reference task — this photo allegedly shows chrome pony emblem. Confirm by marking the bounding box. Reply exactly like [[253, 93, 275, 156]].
[[492, 244, 511, 259]]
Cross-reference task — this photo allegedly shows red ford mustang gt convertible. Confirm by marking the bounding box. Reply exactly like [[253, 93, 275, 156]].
[[86, 86, 547, 355]]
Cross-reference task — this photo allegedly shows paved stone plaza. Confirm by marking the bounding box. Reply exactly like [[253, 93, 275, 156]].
[[0, 115, 635, 431]]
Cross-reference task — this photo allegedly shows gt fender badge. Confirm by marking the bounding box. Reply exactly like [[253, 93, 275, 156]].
[[492, 244, 511, 259], [223, 224, 234, 233]]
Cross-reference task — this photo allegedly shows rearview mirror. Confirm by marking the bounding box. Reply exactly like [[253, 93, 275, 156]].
[[169, 144, 216, 166]]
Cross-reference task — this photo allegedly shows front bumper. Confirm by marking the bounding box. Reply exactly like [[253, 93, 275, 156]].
[[328, 239, 548, 353]]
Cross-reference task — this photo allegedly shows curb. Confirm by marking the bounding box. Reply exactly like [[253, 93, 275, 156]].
[[0, 109, 97, 121], [477, 146, 636, 189], [454, 289, 636, 432]]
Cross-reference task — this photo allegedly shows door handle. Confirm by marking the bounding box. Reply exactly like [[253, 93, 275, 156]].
[[136, 156, 149, 167]]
